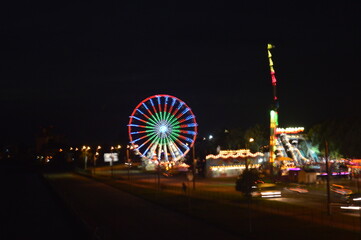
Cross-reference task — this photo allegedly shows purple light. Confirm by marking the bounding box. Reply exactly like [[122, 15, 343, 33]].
[[320, 172, 349, 176], [288, 167, 301, 171]]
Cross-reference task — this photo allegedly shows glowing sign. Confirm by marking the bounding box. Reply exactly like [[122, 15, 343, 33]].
[[276, 127, 304, 134], [206, 149, 264, 159], [104, 153, 119, 162]]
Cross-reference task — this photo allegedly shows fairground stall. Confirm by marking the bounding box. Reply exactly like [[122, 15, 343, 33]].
[[205, 149, 265, 178]]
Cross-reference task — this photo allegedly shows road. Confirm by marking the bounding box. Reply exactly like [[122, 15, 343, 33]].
[[95, 165, 361, 218], [43, 171, 241, 240]]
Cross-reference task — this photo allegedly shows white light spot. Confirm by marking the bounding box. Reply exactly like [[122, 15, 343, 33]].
[[159, 125, 168, 133]]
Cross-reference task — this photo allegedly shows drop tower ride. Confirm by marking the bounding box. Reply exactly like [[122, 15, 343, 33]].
[[267, 44, 279, 164]]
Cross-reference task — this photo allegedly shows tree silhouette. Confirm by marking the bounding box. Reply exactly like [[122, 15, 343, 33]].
[[235, 168, 260, 197]]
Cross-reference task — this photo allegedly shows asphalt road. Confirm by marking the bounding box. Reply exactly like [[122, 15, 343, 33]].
[[43, 171, 242, 240]]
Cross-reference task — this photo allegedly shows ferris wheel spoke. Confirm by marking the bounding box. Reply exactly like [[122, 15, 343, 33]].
[[169, 132, 189, 150], [164, 111, 178, 126], [179, 130, 197, 135], [163, 96, 169, 119], [145, 105, 161, 125], [130, 134, 149, 144], [142, 103, 159, 124], [156, 95, 162, 116], [142, 135, 159, 157], [170, 131, 194, 147], [167, 97, 177, 117], [164, 136, 177, 159], [127, 124, 154, 129], [135, 133, 157, 153], [177, 134, 194, 144], [179, 123, 198, 128], [134, 109, 158, 126], [157, 139, 163, 160], [148, 98, 162, 122], [130, 130, 150, 135], [175, 107, 190, 119], [170, 133, 192, 149], [149, 141, 159, 159], [163, 140, 169, 161], [135, 109, 151, 120], [168, 108, 193, 126], [167, 136, 184, 159], [177, 114, 195, 124], [131, 130, 156, 143], [130, 115, 156, 127], [169, 100, 183, 118]]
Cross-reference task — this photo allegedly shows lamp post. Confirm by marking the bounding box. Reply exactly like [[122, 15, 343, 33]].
[[325, 140, 331, 216], [245, 137, 254, 234], [93, 145, 101, 175], [82, 145, 90, 170], [110, 146, 114, 178], [245, 138, 254, 170], [126, 145, 131, 180]]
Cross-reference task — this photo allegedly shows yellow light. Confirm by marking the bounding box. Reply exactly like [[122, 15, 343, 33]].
[[276, 127, 304, 134], [267, 43, 275, 50], [206, 149, 264, 159]]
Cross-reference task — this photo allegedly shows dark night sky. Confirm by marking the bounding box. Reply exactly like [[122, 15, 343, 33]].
[[1, 1, 361, 146]]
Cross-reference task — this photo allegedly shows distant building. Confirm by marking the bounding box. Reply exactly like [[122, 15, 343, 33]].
[[205, 149, 265, 178], [298, 169, 317, 184]]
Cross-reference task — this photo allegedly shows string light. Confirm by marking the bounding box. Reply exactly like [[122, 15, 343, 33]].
[[276, 127, 304, 134], [206, 149, 264, 159]]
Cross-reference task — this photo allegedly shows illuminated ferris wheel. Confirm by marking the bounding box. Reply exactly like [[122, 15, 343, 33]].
[[128, 94, 198, 163]]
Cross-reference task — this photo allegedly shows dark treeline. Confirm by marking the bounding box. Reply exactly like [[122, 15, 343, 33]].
[[307, 116, 361, 159], [206, 115, 361, 159]]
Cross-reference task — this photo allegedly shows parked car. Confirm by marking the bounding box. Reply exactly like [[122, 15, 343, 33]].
[[252, 183, 282, 198], [346, 193, 361, 204], [330, 184, 353, 195], [286, 184, 309, 193]]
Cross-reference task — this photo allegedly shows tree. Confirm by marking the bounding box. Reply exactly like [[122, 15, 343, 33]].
[[307, 116, 361, 159], [244, 124, 268, 152], [235, 169, 260, 197]]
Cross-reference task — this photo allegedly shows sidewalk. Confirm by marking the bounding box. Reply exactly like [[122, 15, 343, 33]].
[[0, 162, 90, 240]]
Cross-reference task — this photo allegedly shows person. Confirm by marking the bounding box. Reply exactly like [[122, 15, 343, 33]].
[[182, 182, 187, 194]]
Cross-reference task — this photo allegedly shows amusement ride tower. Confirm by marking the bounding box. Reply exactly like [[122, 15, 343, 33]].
[[267, 44, 279, 164]]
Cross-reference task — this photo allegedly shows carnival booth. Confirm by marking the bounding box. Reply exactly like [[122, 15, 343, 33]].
[[205, 149, 265, 178]]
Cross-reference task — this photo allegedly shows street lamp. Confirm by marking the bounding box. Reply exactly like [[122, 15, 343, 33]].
[[245, 138, 254, 170], [82, 146, 90, 170], [246, 137, 255, 234], [126, 145, 131, 180]]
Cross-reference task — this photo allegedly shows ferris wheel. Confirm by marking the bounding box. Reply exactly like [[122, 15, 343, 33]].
[[128, 94, 198, 163]]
